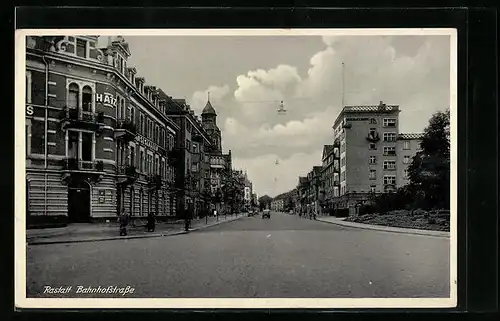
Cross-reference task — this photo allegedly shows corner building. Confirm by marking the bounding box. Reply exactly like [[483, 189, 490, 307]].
[[25, 36, 179, 224], [330, 101, 422, 215]]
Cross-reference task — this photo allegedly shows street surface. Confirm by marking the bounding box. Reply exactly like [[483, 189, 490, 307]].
[[27, 212, 450, 298]]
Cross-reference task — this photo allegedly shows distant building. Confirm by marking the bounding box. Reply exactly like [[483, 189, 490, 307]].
[[201, 99, 232, 214], [329, 101, 423, 215]]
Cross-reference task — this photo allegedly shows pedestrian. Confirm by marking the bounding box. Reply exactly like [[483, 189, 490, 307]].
[[147, 211, 155, 232], [119, 209, 129, 236], [184, 206, 192, 231]]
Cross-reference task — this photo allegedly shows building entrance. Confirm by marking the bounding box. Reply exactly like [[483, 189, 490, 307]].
[[68, 180, 91, 222]]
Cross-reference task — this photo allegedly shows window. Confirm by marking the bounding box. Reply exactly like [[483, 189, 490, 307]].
[[186, 140, 191, 151], [130, 107, 135, 124], [81, 132, 93, 161], [383, 132, 397, 142], [26, 71, 32, 103], [130, 146, 135, 167], [403, 155, 410, 164], [68, 83, 79, 109], [370, 118, 377, 124], [369, 156, 377, 164], [370, 185, 376, 193], [369, 143, 377, 150], [404, 169, 409, 179], [383, 160, 396, 170], [76, 39, 87, 58], [140, 150, 145, 172], [25, 119, 31, 155], [369, 128, 377, 137], [369, 169, 376, 180], [140, 114, 144, 135], [82, 86, 92, 112], [403, 141, 410, 150], [383, 118, 397, 127], [155, 155, 159, 175], [384, 175, 396, 185], [383, 146, 396, 156]]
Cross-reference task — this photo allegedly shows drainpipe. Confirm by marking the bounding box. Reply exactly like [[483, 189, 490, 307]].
[[42, 55, 49, 215]]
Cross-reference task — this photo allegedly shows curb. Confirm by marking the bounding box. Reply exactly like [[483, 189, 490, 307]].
[[27, 215, 245, 245], [316, 218, 450, 238]]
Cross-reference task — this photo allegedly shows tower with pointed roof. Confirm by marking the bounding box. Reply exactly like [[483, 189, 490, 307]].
[[201, 97, 222, 153]]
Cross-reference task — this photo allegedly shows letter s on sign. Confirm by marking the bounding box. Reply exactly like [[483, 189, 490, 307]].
[[26, 105, 34, 116]]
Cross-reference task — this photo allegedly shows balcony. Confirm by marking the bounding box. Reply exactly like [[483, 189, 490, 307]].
[[114, 119, 137, 142], [61, 158, 104, 184], [147, 174, 162, 190], [62, 158, 104, 171], [60, 107, 104, 132], [117, 165, 139, 185], [383, 183, 397, 193], [366, 132, 380, 143]]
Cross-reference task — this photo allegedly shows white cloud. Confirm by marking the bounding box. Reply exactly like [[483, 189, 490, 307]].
[[191, 35, 450, 196], [190, 84, 230, 114]]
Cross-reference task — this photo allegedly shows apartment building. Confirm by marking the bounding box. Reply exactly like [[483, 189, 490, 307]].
[[25, 35, 179, 224], [330, 101, 423, 215], [160, 94, 213, 219], [200, 99, 233, 214]]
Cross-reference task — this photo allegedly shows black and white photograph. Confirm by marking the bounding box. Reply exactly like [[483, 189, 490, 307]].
[[15, 29, 457, 309]]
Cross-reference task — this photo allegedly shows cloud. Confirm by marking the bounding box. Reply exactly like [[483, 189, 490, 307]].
[[190, 84, 230, 114], [191, 35, 451, 196]]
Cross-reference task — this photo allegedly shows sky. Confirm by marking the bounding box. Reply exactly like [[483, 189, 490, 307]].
[[98, 33, 451, 198]]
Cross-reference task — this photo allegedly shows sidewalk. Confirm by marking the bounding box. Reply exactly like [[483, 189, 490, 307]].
[[26, 213, 246, 245], [315, 216, 450, 238]]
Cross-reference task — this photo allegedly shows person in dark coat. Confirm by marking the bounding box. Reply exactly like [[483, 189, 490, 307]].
[[184, 206, 192, 231], [147, 212, 156, 232], [119, 209, 129, 236]]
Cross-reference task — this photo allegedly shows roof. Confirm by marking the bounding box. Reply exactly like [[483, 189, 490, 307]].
[[333, 101, 400, 128], [398, 133, 424, 140], [322, 145, 334, 160], [202, 100, 217, 116]]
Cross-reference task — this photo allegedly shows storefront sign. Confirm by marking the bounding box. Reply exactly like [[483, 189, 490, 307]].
[[95, 93, 117, 107], [26, 105, 34, 116], [135, 135, 160, 152], [346, 117, 369, 121]]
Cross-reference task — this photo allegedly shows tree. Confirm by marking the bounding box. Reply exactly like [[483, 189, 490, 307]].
[[258, 195, 272, 210], [408, 110, 450, 209]]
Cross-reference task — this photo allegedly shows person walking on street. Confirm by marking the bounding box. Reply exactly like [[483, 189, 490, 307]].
[[119, 209, 129, 236]]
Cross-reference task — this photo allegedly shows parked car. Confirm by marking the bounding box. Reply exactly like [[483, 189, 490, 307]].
[[262, 209, 271, 219], [248, 210, 254, 217]]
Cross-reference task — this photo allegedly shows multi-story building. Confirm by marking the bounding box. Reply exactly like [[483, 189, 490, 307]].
[[305, 166, 323, 214], [25, 35, 179, 224], [320, 142, 340, 214], [330, 101, 423, 215], [270, 197, 284, 212], [161, 94, 213, 219], [297, 176, 309, 214], [201, 99, 232, 214]]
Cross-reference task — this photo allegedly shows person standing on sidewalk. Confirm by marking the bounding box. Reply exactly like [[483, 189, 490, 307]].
[[184, 205, 193, 231], [147, 211, 156, 232], [119, 209, 129, 236]]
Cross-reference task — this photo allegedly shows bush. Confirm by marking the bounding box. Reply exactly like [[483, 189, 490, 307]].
[[427, 217, 437, 224], [335, 208, 350, 217], [359, 204, 376, 215]]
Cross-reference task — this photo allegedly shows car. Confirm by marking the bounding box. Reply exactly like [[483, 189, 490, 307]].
[[247, 210, 254, 217], [262, 209, 271, 219]]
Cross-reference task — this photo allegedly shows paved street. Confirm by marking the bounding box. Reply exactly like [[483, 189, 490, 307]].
[[27, 212, 450, 298]]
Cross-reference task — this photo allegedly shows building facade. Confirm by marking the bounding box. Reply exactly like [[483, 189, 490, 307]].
[[161, 95, 213, 219], [25, 35, 179, 224], [201, 99, 233, 214], [330, 101, 423, 215]]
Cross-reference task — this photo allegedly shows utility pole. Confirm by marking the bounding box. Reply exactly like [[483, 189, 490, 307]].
[[341, 61, 346, 108]]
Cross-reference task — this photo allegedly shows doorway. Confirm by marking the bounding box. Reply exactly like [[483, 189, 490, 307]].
[[68, 180, 91, 222]]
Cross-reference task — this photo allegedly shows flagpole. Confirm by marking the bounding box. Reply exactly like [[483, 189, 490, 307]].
[[341, 61, 345, 108]]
